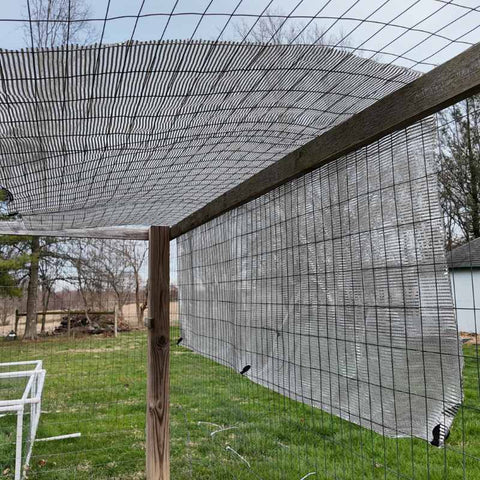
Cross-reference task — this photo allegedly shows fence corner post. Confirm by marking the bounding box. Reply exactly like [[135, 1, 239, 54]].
[[146, 226, 170, 479]]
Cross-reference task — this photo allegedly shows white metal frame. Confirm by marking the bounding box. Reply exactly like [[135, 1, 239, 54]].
[[0, 360, 46, 480]]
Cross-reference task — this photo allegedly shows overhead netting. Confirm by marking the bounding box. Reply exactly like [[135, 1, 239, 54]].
[[177, 118, 462, 445], [0, 41, 420, 230]]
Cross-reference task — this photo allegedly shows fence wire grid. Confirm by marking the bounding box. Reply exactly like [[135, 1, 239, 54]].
[[175, 108, 475, 479], [0, 238, 151, 479], [0, 0, 478, 479]]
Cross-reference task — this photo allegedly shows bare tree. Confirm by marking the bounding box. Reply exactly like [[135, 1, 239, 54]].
[[64, 239, 141, 322], [21, 0, 95, 340], [90, 241, 134, 318], [23, 0, 95, 48], [24, 237, 40, 339], [234, 8, 350, 48], [24, 237, 62, 339], [62, 239, 99, 320], [0, 297, 15, 327], [121, 242, 148, 326], [39, 252, 63, 333], [438, 95, 480, 248]]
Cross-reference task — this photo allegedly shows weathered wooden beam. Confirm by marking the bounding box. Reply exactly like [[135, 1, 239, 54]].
[[0, 223, 149, 240], [146, 226, 170, 480], [170, 42, 480, 239]]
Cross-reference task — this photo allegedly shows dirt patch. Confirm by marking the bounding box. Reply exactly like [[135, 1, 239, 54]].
[[460, 332, 480, 345], [55, 345, 138, 354]]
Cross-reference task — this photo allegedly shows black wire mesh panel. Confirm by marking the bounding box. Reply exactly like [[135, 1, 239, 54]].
[[177, 118, 462, 458]]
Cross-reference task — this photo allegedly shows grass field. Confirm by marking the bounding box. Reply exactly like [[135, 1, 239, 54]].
[[0, 329, 478, 479]]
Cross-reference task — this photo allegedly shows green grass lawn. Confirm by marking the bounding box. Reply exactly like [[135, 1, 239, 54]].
[[0, 330, 478, 479]]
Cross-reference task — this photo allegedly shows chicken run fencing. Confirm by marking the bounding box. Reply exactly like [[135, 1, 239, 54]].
[[0, 244, 151, 479], [174, 114, 466, 479], [0, 0, 478, 479]]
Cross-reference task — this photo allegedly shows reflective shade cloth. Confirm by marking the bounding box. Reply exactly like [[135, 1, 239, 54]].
[[178, 119, 462, 445]]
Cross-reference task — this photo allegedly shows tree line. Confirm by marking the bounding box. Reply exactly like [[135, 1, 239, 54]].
[[0, 237, 149, 339]]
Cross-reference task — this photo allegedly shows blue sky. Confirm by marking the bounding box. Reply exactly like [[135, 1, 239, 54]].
[[0, 0, 477, 71]]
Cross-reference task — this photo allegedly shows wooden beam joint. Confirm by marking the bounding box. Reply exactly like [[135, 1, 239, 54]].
[[170, 42, 480, 239]]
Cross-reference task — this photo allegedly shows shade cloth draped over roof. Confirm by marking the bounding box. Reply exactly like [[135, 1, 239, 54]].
[[0, 40, 419, 231]]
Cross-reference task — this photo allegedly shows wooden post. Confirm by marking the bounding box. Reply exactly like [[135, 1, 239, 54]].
[[146, 226, 170, 479], [67, 310, 71, 338], [114, 304, 118, 338], [14, 309, 19, 335]]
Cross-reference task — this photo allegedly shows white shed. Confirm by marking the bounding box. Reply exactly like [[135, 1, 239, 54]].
[[447, 238, 480, 333]]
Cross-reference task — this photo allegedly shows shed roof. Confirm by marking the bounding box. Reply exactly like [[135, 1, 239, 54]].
[[447, 238, 480, 269]]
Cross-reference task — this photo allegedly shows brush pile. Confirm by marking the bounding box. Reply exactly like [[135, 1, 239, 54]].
[[53, 313, 130, 336]]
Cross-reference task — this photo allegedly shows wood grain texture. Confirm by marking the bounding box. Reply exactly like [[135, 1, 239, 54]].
[[170, 42, 480, 239], [0, 223, 149, 240], [146, 226, 170, 480]]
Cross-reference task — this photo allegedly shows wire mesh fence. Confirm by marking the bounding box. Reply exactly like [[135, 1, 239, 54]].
[[0, 238, 151, 479], [0, 100, 478, 478], [174, 99, 480, 479], [0, 0, 478, 232], [0, 1, 478, 479], [0, 360, 45, 480]]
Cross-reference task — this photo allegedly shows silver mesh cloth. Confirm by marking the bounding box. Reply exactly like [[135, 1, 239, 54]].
[[0, 41, 419, 231], [177, 120, 462, 445]]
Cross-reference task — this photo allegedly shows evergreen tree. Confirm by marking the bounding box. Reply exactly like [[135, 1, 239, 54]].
[[0, 236, 30, 298]]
